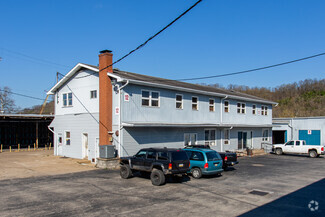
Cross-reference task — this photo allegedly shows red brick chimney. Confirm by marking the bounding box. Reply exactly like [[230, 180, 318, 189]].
[[98, 50, 113, 146]]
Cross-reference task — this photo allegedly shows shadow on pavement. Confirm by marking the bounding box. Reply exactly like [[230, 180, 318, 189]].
[[132, 171, 191, 184], [240, 178, 325, 217]]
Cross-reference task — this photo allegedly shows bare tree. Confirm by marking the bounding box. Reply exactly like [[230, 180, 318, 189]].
[[0, 86, 16, 114]]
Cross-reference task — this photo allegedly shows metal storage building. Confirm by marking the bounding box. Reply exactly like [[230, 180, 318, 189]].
[[272, 116, 325, 146]]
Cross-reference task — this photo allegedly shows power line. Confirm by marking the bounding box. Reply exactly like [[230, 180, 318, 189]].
[[0, 47, 70, 69], [0, 89, 45, 101], [74, 0, 203, 80], [73, 51, 325, 83], [177, 52, 325, 81]]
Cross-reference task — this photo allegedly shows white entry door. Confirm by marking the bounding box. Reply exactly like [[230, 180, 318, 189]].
[[57, 133, 63, 156], [82, 133, 89, 159]]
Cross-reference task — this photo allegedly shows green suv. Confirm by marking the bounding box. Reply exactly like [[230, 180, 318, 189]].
[[184, 148, 223, 179]]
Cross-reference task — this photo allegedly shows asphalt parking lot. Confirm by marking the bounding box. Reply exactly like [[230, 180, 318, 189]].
[[0, 154, 324, 217]]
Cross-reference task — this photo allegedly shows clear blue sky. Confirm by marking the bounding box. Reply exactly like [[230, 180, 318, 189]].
[[1, 0, 325, 109]]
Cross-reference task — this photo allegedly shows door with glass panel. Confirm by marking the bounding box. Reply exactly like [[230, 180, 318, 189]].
[[238, 131, 253, 150]]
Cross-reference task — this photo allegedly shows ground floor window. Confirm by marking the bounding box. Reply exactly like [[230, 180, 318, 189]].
[[65, 131, 71, 145], [262, 129, 269, 141], [184, 133, 197, 146], [224, 129, 230, 145], [205, 130, 216, 146]]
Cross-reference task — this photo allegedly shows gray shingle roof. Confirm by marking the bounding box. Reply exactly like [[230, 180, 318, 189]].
[[79, 63, 275, 104], [113, 69, 275, 104]]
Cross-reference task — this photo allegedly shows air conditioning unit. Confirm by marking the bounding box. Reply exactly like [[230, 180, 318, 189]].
[[99, 145, 116, 159]]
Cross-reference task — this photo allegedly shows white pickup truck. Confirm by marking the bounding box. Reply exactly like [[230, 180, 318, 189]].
[[272, 140, 324, 158]]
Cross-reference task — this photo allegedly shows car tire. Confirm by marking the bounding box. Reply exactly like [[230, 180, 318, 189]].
[[120, 164, 133, 179], [309, 150, 317, 158], [191, 168, 202, 179], [150, 169, 165, 186], [275, 148, 283, 155]]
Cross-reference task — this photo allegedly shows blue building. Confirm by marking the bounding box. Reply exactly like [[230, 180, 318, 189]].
[[48, 50, 276, 161]]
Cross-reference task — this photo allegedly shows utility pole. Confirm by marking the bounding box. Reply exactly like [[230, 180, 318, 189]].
[[56, 72, 59, 83], [0, 97, 4, 114]]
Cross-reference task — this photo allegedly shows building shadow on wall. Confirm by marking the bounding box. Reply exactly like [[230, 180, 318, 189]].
[[240, 178, 325, 217]]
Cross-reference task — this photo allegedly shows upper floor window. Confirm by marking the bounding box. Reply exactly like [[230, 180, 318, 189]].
[[192, 97, 198, 110], [237, 102, 245, 114], [63, 93, 72, 107], [261, 106, 268, 116], [142, 90, 159, 107], [252, 104, 256, 115], [176, 94, 183, 109], [90, 90, 97, 99], [209, 99, 215, 112], [224, 101, 229, 113]]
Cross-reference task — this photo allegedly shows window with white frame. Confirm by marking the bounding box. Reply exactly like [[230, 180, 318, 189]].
[[262, 129, 269, 141], [176, 94, 183, 109], [184, 133, 197, 146], [205, 130, 216, 146], [237, 102, 246, 114], [192, 97, 198, 110], [209, 99, 214, 112], [224, 129, 230, 145], [141, 90, 159, 107], [252, 104, 256, 115], [224, 100, 229, 113], [63, 93, 72, 107], [65, 131, 71, 145], [261, 106, 268, 116], [90, 90, 97, 99]]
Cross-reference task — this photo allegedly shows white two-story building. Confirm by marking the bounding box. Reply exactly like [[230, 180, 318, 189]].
[[47, 50, 276, 162]]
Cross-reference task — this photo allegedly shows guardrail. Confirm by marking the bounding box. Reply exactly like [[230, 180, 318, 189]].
[[0, 143, 52, 153], [261, 142, 273, 153]]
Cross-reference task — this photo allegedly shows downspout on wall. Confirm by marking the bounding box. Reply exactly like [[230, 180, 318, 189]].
[[288, 118, 294, 140], [117, 80, 129, 157], [220, 96, 228, 124]]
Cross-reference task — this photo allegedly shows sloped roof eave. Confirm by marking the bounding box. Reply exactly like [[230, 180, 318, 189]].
[[47, 63, 99, 95]]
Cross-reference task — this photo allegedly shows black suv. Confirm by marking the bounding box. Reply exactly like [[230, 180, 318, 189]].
[[119, 148, 190, 186]]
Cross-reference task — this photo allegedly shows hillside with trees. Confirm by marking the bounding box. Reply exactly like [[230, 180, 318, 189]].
[[19, 101, 54, 115], [208, 79, 325, 118]]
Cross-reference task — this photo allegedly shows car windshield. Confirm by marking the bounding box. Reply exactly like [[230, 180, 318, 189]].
[[172, 151, 188, 161], [206, 151, 221, 161]]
